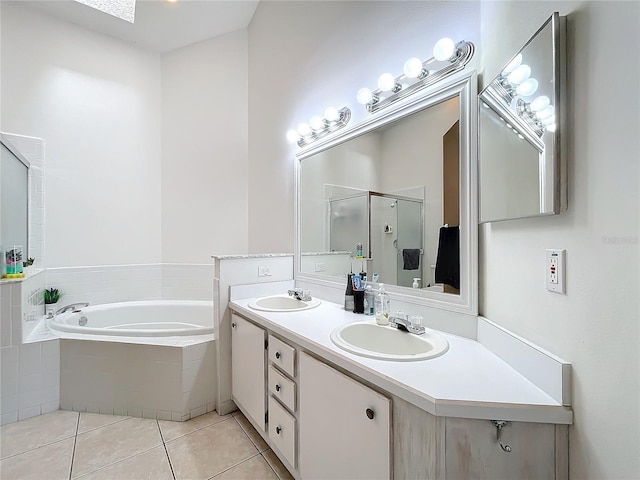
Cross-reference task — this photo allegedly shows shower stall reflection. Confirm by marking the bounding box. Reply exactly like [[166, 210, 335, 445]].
[[329, 191, 424, 288]]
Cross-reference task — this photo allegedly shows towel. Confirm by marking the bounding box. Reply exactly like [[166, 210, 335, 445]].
[[402, 249, 421, 270], [435, 226, 460, 289]]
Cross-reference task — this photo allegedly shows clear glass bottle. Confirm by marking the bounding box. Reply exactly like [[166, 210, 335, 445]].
[[364, 285, 375, 315], [374, 283, 390, 316]]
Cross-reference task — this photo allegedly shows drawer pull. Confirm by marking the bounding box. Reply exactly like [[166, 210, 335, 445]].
[[275, 384, 281, 392], [275, 351, 281, 359], [275, 426, 282, 435], [366, 408, 375, 420]]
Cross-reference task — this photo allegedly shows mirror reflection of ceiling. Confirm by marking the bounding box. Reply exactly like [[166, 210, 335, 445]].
[[300, 96, 460, 291]]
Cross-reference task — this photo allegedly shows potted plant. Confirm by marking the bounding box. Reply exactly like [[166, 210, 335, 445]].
[[44, 287, 62, 317], [22, 257, 35, 274]]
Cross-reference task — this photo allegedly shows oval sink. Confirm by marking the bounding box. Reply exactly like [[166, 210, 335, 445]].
[[248, 295, 321, 312], [330, 321, 449, 361]]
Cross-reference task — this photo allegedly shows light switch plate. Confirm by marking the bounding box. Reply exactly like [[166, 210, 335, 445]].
[[546, 249, 565, 293]]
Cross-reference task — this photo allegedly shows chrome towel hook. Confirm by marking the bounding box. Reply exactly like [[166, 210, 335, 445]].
[[491, 420, 512, 453]]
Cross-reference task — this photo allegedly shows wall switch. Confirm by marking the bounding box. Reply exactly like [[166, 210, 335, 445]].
[[314, 262, 326, 272], [546, 249, 565, 293], [258, 265, 272, 277]]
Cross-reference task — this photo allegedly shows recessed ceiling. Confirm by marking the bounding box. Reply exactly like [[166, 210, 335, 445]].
[[16, 0, 260, 53]]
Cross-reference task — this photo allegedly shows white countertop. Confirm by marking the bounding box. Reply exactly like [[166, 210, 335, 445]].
[[230, 297, 573, 424]]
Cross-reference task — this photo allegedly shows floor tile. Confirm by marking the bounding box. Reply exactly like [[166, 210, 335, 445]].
[[158, 410, 230, 442], [74, 445, 173, 480], [0, 437, 74, 480], [234, 413, 269, 452], [262, 449, 295, 480], [166, 417, 258, 480], [78, 412, 130, 434], [0, 410, 78, 459], [213, 454, 278, 480], [71, 417, 162, 478]]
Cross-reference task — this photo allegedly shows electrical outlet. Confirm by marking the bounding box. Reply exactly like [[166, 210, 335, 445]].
[[258, 265, 272, 277], [314, 263, 326, 272], [546, 249, 565, 293]]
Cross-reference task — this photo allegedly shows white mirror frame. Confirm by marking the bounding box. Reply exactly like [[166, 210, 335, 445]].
[[294, 70, 478, 316]]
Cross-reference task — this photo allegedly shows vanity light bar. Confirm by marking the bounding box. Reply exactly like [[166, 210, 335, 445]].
[[357, 38, 475, 114], [287, 107, 352, 148], [494, 57, 555, 137]]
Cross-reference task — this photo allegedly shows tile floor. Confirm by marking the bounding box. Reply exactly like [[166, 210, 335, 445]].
[[0, 409, 294, 480]]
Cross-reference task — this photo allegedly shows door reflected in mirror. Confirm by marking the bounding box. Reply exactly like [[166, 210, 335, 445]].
[[300, 96, 461, 293]]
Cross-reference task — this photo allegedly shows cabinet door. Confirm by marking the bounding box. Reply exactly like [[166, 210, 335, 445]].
[[299, 352, 391, 480], [231, 314, 266, 432]]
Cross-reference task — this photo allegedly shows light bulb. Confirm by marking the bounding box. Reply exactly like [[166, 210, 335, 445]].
[[542, 114, 556, 126], [516, 78, 538, 97], [433, 37, 456, 61], [357, 87, 373, 105], [537, 105, 554, 120], [378, 73, 396, 92], [324, 107, 339, 122], [286, 129, 299, 143], [309, 115, 325, 131], [507, 64, 531, 85], [546, 123, 556, 132], [530, 95, 550, 112], [403, 57, 424, 78], [502, 54, 523, 75], [297, 122, 311, 136]]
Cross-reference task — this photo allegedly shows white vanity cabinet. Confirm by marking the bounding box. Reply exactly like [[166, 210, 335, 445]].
[[298, 352, 391, 480], [231, 314, 266, 431]]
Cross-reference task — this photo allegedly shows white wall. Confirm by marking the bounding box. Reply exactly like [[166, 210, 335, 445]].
[[161, 30, 249, 262], [0, 3, 162, 268], [247, 1, 481, 254], [479, 2, 640, 479]]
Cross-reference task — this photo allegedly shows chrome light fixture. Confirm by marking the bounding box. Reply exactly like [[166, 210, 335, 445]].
[[357, 37, 474, 113], [287, 106, 351, 148]]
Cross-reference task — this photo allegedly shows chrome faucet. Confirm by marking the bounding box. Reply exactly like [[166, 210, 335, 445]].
[[389, 312, 425, 335], [288, 288, 312, 301], [54, 302, 90, 316]]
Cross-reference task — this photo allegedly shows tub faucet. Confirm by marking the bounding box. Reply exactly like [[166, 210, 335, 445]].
[[389, 313, 425, 335], [55, 302, 90, 316], [288, 288, 311, 301]]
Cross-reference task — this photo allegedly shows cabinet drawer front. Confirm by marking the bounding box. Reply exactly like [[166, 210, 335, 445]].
[[269, 366, 296, 412], [269, 335, 296, 377], [269, 396, 297, 468]]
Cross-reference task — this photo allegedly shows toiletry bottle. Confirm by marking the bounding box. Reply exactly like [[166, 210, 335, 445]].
[[356, 243, 363, 258], [345, 274, 355, 311], [412, 278, 421, 289], [352, 274, 364, 313], [364, 285, 375, 316], [375, 283, 391, 325]]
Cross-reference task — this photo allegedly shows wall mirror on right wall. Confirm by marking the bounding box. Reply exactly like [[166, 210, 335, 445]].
[[478, 12, 567, 223]]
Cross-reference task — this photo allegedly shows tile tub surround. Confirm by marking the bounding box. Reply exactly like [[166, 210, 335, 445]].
[[60, 339, 216, 421], [0, 409, 293, 479]]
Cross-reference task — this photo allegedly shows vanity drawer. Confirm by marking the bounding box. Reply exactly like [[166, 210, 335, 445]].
[[269, 335, 296, 377], [269, 365, 296, 412], [269, 396, 297, 468]]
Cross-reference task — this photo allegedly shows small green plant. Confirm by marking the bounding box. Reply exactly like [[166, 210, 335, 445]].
[[44, 288, 61, 304], [23, 257, 35, 268]]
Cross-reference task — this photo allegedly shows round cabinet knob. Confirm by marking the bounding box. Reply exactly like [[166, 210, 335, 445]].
[[275, 352, 281, 359], [366, 408, 375, 420], [275, 426, 282, 435], [231, 322, 237, 328], [275, 384, 281, 392]]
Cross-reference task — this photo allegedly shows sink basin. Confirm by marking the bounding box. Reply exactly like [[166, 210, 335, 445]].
[[330, 321, 449, 361], [248, 295, 321, 312]]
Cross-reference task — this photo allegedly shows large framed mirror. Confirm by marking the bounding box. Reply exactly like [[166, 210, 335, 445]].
[[1, 135, 30, 261], [295, 71, 478, 315], [478, 12, 566, 223]]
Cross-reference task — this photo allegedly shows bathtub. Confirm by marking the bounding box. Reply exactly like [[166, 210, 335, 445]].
[[48, 300, 217, 422], [48, 300, 214, 337]]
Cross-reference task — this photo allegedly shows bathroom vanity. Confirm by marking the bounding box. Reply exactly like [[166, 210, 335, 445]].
[[229, 296, 571, 480]]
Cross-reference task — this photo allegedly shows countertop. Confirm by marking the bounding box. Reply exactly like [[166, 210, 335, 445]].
[[230, 296, 573, 424]]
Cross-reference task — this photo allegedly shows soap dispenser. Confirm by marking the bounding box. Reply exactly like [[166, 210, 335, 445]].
[[374, 283, 390, 325], [412, 278, 421, 289]]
